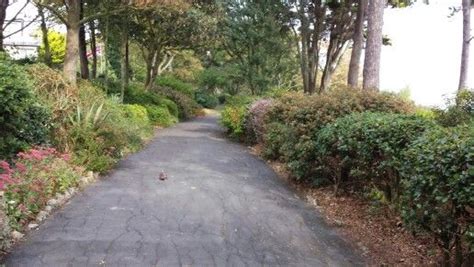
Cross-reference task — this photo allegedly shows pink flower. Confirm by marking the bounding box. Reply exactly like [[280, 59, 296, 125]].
[[0, 160, 12, 175], [61, 153, 71, 161], [15, 162, 27, 173], [0, 173, 15, 187], [18, 152, 32, 160]]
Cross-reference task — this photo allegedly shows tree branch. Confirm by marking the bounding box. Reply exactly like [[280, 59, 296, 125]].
[[3, 14, 40, 38], [79, 7, 129, 24], [34, 1, 68, 26], [3, 0, 30, 30]]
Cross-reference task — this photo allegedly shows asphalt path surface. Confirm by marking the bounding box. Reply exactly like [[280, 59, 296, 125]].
[[4, 115, 363, 266]]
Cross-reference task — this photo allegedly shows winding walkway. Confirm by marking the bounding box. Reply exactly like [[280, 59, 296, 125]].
[[4, 115, 363, 266]]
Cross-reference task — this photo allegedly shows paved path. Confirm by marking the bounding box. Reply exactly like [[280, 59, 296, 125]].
[[4, 115, 363, 266]]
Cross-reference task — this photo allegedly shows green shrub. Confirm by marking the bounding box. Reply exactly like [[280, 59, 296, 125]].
[[265, 88, 415, 178], [124, 83, 179, 119], [156, 75, 194, 97], [68, 100, 153, 173], [434, 90, 473, 127], [226, 94, 256, 107], [262, 122, 294, 160], [218, 93, 230, 104], [315, 112, 434, 197], [145, 105, 178, 127], [123, 104, 150, 126], [195, 91, 219, 108], [0, 59, 51, 158], [156, 86, 201, 120], [400, 125, 473, 265], [160, 98, 179, 118], [220, 105, 248, 139]]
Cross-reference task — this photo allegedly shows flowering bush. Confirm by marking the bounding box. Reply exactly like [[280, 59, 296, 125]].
[[0, 147, 81, 229]]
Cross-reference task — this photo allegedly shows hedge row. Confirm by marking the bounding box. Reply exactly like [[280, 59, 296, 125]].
[[220, 89, 474, 265]]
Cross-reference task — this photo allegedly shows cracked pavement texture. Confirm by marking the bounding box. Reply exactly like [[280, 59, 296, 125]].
[[4, 115, 364, 267]]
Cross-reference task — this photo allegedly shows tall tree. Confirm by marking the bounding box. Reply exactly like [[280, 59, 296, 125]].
[[459, 0, 471, 90], [34, 0, 81, 85], [132, 3, 213, 89], [34, 0, 132, 85], [221, 0, 297, 95], [78, 0, 89, 79], [347, 0, 367, 88], [362, 0, 384, 91], [89, 20, 97, 79], [120, 18, 129, 101], [289, 0, 358, 94], [319, 0, 357, 92], [292, 0, 326, 94]]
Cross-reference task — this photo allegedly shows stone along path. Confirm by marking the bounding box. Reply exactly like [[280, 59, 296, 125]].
[[4, 115, 364, 266]]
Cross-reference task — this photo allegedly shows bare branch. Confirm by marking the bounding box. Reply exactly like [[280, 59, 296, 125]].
[[3, 14, 39, 38], [3, 0, 30, 30]]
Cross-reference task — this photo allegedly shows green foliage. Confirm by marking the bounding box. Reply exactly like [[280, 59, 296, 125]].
[[401, 125, 474, 263], [198, 65, 239, 94], [219, 0, 299, 94], [145, 105, 178, 127], [160, 98, 179, 118], [195, 91, 219, 108], [264, 89, 414, 168], [220, 105, 248, 139], [38, 30, 66, 64], [170, 50, 204, 83], [262, 122, 294, 160], [220, 95, 257, 139], [123, 104, 150, 126], [315, 112, 434, 197], [0, 59, 51, 159], [124, 83, 179, 119], [434, 90, 474, 127], [157, 86, 202, 120], [156, 75, 195, 97]]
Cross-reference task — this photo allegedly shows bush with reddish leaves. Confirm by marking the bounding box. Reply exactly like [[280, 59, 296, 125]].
[[0, 147, 82, 230], [244, 99, 274, 144]]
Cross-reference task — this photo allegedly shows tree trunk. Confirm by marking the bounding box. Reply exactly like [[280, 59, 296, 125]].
[[149, 52, 159, 89], [78, 1, 89, 79], [144, 48, 158, 90], [38, 6, 52, 67], [348, 0, 368, 88], [320, 40, 349, 92], [363, 0, 384, 91], [297, 0, 324, 94], [63, 0, 81, 86], [89, 21, 97, 79], [0, 0, 8, 52], [458, 0, 471, 91], [120, 27, 129, 102], [104, 15, 110, 92]]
